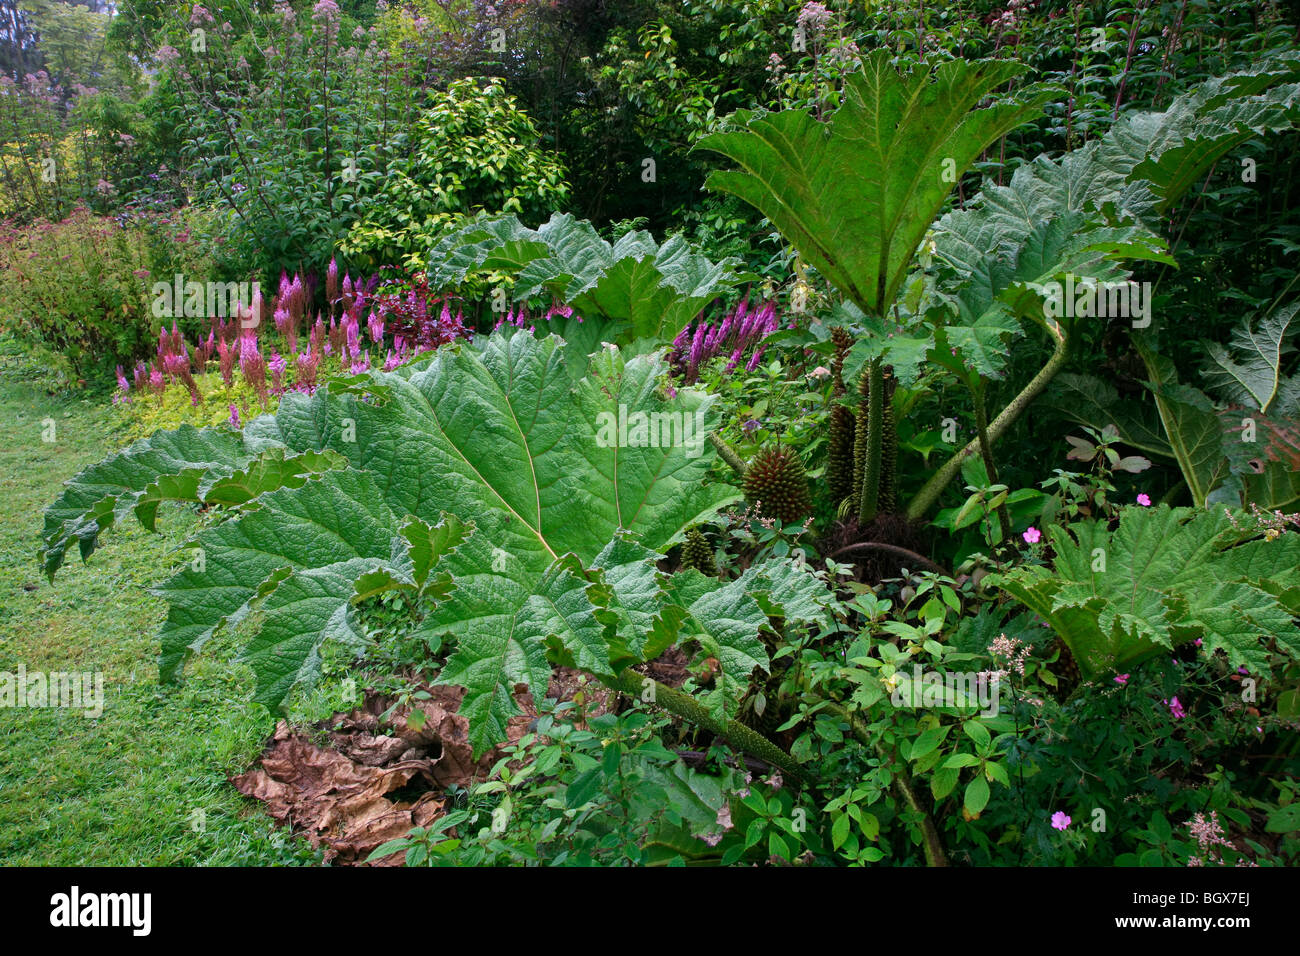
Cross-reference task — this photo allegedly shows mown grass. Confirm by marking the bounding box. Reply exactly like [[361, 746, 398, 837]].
[[0, 338, 322, 865]]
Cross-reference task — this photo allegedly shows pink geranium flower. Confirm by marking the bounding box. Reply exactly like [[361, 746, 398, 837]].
[[1137, 493, 1152, 506], [1023, 527, 1041, 544], [1051, 811, 1071, 831]]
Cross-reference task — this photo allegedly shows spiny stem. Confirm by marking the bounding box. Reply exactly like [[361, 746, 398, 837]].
[[827, 541, 948, 577], [972, 382, 1013, 542], [907, 323, 1070, 521], [603, 670, 804, 780], [709, 432, 747, 478]]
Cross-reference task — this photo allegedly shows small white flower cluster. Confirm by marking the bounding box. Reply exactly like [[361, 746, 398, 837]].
[[797, 2, 833, 36]]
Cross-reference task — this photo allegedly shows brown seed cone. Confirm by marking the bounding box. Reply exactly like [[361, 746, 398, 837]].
[[830, 326, 853, 395], [851, 365, 871, 515]]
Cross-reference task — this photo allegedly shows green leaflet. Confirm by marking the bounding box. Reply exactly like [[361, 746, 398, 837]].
[[431, 527, 835, 756], [697, 52, 1055, 319], [43, 331, 747, 741], [931, 59, 1300, 378], [992, 505, 1300, 679], [425, 212, 746, 343], [40, 425, 346, 578], [1201, 302, 1300, 417]]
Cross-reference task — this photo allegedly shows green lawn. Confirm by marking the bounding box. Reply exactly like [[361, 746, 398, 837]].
[[0, 345, 321, 865]]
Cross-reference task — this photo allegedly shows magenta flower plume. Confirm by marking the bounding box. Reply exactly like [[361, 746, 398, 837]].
[[288, 275, 306, 324], [294, 351, 319, 393], [326, 257, 339, 304]]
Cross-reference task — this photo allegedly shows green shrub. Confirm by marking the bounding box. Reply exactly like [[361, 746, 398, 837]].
[[0, 203, 220, 383], [341, 78, 571, 273]]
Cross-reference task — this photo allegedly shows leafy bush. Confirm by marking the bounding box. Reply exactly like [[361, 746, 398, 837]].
[[427, 211, 748, 351], [992, 504, 1300, 679], [153, 2, 436, 276], [341, 78, 571, 272], [0, 203, 219, 382]]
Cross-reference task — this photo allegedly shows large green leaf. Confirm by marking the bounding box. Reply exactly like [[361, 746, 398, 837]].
[[934, 58, 1300, 333], [1135, 338, 1240, 507], [425, 212, 745, 342], [427, 532, 834, 755], [993, 505, 1300, 678], [40, 425, 345, 579], [696, 52, 1055, 318], [1104, 62, 1300, 213], [44, 331, 742, 718], [1201, 301, 1300, 416], [1044, 373, 1173, 459]]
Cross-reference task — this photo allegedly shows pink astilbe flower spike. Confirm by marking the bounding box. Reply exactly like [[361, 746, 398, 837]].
[[216, 336, 235, 387], [239, 333, 269, 406], [269, 351, 287, 393], [294, 350, 319, 393]]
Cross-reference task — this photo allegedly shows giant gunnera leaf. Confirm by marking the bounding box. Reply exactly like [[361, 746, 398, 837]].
[[991, 505, 1300, 679], [426, 212, 746, 346], [41, 330, 837, 755], [696, 52, 1057, 319]]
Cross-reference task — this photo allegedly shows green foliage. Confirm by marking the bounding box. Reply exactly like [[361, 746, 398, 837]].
[[340, 78, 571, 272], [0, 204, 220, 382], [426, 211, 747, 345], [932, 58, 1300, 348], [44, 330, 841, 757], [992, 505, 1300, 679], [697, 52, 1056, 319], [368, 707, 740, 866], [1058, 302, 1300, 510], [1201, 301, 1300, 416], [154, 2, 441, 276]]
